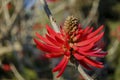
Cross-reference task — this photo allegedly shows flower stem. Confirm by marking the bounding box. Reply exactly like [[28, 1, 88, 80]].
[[39, 0, 59, 32], [78, 65, 94, 80], [10, 64, 25, 80]]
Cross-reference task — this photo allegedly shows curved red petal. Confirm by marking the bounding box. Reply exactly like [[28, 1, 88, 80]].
[[34, 39, 63, 53], [77, 48, 102, 56], [46, 25, 59, 37], [46, 34, 62, 46], [45, 53, 63, 58], [60, 26, 66, 37], [85, 49, 102, 54], [79, 60, 92, 70], [77, 43, 94, 51], [73, 52, 85, 60], [36, 32, 54, 45], [87, 27, 93, 34], [73, 34, 81, 41], [84, 26, 90, 33], [55, 36, 65, 44], [64, 51, 70, 56], [88, 52, 107, 57], [56, 57, 69, 78], [83, 57, 104, 68], [87, 25, 104, 39], [52, 56, 67, 72], [76, 32, 104, 46], [37, 45, 48, 52]]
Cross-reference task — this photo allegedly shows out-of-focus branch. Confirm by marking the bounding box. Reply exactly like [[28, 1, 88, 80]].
[[39, 0, 59, 32], [2, 0, 23, 27], [9, 0, 23, 27], [107, 40, 120, 61], [78, 65, 94, 80], [0, 0, 23, 40], [52, 3, 66, 15], [68, 0, 85, 21], [39, 0, 65, 80], [2, 0, 11, 26], [0, 42, 22, 56], [10, 64, 25, 80], [82, 0, 100, 27], [0, 5, 3, 14]]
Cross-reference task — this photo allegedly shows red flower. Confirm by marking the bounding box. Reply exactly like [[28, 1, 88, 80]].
[[111, 26, 120, 41], [47, 0, 59, 2], [2, 64, 11, 72], [34, 16, 107, 78], [33, 23, 43, 30], [7, 2, 13, 10]]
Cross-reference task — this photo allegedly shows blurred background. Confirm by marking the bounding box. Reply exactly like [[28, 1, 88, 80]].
[[0, 0, 120, 80]]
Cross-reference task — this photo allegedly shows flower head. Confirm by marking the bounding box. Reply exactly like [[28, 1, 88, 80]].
[[2, 64, 11, 72], [7, 2, 13, 10], [111, 26, 120, 41], [47, 0, 59, 2], [34, 16, 107, 78]]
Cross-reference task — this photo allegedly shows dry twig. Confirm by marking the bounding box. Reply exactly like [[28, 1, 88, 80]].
[[39, 0, 59, 32], [82, 0, 100, 27], [10, 64, 25, 80], [78, 65, 94, 80]]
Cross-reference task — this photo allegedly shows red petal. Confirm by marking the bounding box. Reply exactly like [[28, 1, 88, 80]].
[[73, 34, 81, 41], [87, 25, 104, 39], [57, 33, 63, 39], [60, 26, 65, 36], [46, 34, 62, 46], [85, 49, 102, 54], [64, 51, 70, 56], [87, 27, 93, 34], [84, 26, 90, 33], [79, 60, 92, 70], [64, 40, 70, 49], [88, 52, 107, 57], [55, 36, 65, 44], [36, 32, 54, 45], [77, 43, 94, 51], [78, 29, 83, 34], [76, 32, 104, 46], [37, 45, 47, 52], [73, 52, 85, 60], [46, 25, 59, 37], [78, 24, 82, 28], [34, 39, 63, 53], [73, 47, 86, 55], [45, 53, 63, 58], [57, 57, 69, 78], [83, 57, 104, 68], [52, 56, 67, 72], [77, 49, 101, 56]]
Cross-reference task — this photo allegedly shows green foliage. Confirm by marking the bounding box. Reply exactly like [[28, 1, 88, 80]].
[[23, 68, 38, 80]]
